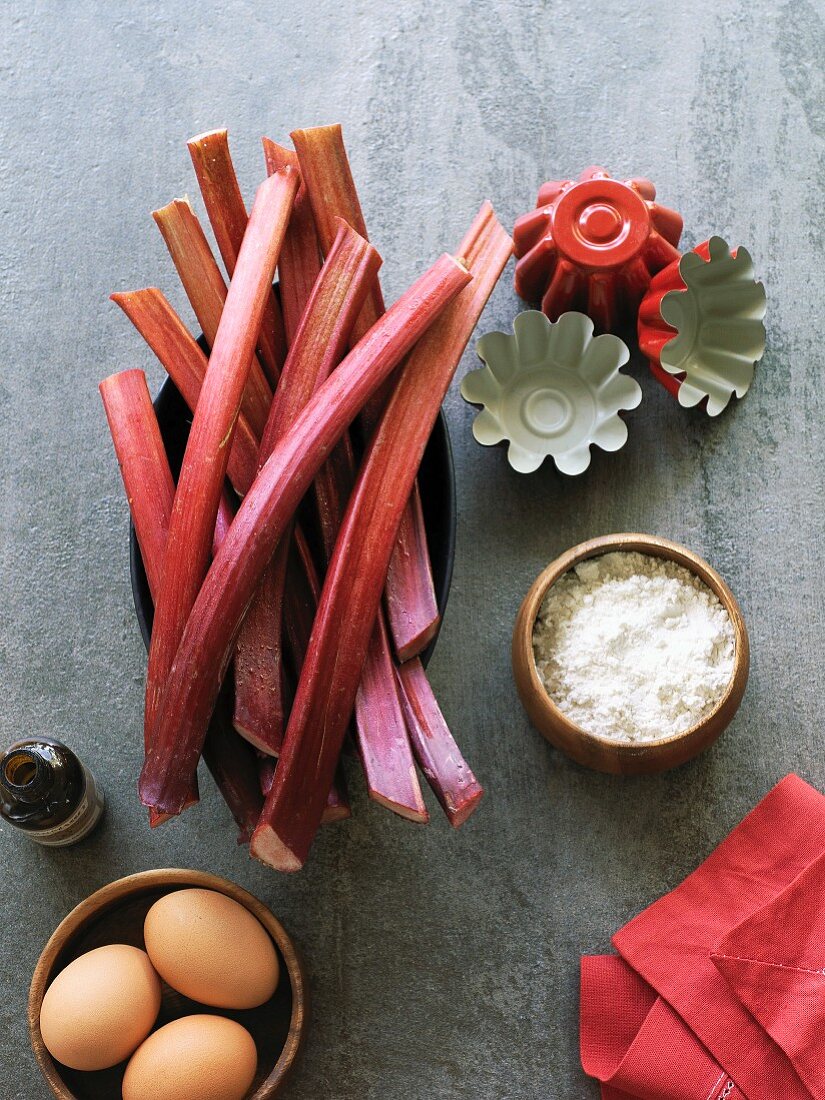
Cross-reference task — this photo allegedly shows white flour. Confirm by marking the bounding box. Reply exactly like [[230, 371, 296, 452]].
[[532, 551, 736, 742]]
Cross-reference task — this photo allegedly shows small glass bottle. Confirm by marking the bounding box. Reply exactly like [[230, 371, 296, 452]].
[[0, 738, 105, 847]]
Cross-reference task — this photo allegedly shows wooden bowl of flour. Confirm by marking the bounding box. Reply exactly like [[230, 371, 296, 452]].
[[512, 533, 749, 775]]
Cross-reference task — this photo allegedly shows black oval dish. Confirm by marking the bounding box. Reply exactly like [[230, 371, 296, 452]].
[[130, 376, 456, 667]]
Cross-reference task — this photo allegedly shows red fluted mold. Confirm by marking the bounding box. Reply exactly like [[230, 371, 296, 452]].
[[637, 239, 708, 398], [514, 167, 683, 333]]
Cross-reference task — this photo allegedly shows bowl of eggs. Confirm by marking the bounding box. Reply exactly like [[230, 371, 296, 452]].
[[28, 869, 308, 1100]]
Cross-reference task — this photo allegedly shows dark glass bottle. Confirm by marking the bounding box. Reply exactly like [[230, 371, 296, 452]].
[[0, 738, 104, 846]]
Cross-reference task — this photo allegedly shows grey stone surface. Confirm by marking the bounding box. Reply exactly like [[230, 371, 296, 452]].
[[0, 0, 822, 1095]]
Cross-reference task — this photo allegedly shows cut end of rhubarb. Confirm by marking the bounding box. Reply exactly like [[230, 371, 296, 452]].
[[446, 784, 484, 828], [187, 127, 228, 148], [142, 771, 200, 825], [250, 824, 304, 872], [231, 718, 281, 758], [153, 195, 195, 224], [370, 789, 430, 825], [147, 785, 199, 825], [396, 657, 486, 831], [261, 136, 298, 173], [394, 616, 441, 664], [321, 802, 353, 825]]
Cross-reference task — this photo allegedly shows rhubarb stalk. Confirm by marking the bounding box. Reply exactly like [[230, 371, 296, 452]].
[[240, 202, 428, 819], [261, 138, 322, 346], [396, 659, 483, 827], [289, 243, 426, 821], [233, 218, 380, 754], [99, 368, 262, 843], [279, 536, 352, 826], [251, 204, 511, 871], [202, 688, 264, 844], [143, 168, 298, 769], [152, 197, 273, 438], [100, 370, 175, 598], [139, 250, 470, 817], [113, 284, 321, 622], [321, 776, 352, 824], [111, 288, 260, 495], [315, 420, 429, 822], [354, 612, 428, 821], [284, 527, 322, 672], [384, 485, 440, 660], [290, 125, 384, 340], [258, 754, 350, 825], [291, 123, 441, 661], [187, 128, 286, 382], [112, 283, 327, 751]]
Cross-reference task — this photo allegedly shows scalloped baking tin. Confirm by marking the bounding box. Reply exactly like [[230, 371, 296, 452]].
[[460, 310, 642, 475], [638, 236, 766, 416], [513, 167, 683, 333]]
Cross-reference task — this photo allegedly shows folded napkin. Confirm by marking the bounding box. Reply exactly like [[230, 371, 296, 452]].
[[581, 775, 825, 1100], [581, 956, 743, 1100], [712, 850, 825, 1098]]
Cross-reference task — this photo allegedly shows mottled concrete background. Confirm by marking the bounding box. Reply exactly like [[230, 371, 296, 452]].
[[1, 1, 823, 1096]]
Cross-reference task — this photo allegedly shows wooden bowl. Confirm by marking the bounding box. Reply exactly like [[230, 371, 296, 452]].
[[29, 869, 308, 1099], [512, 533, 749, 775]]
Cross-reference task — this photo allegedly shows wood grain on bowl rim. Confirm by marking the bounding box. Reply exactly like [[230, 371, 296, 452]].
[[28, 868, 308, 1100], [511, 533, 750, 776]]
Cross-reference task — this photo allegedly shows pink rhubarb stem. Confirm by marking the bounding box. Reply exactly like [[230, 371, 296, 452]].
[[354, 612, 429, 822], [320, 774, 351, 824], [278, 536, 352, 825], [384, 485, 441, 659], [290, 125, 385, 343], [291, 123, 441, 661], [319, 425, 430, 821], [111, 287, 260, 495], [99, 369, 262, 843], [259, 754, 350, 824], [261, 138, 323, 346], [100, 370, 175, 600], [250, 203, 510, 870], [188, 128, 287, 383], [304, 319, 428, 822], [396, 659, 483, 827], [311, 410, 429, 822], [284, 526, 322, 671], [143, 169, 298, 776], [233, 218, 381, 754], [152, 197, 273, 438], [265, 138, 425, 817], [140, 251, 470, 818], [202, 690, 264, 844]]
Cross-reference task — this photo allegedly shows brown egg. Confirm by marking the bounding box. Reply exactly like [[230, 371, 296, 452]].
[[39, 943, 161, 1071], [144, 887, 279, 1009], [122, 1014, 257, 1100]]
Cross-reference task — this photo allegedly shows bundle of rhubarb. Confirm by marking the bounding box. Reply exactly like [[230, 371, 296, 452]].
[[101, 124, 512, 871]]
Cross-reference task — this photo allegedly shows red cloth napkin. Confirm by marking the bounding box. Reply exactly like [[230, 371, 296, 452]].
[[581, 775, 825, 1100], [580, 956, 744, 1100], [712, 850, 825, 1098]]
